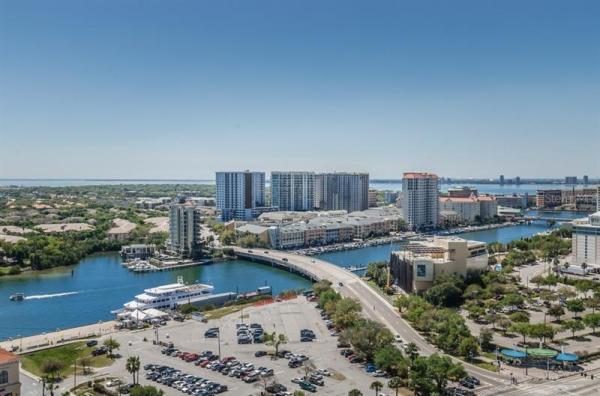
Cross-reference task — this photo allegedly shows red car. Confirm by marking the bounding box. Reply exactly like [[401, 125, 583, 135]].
[[184, 353, 199, 362], [199, 359, 211, 367]]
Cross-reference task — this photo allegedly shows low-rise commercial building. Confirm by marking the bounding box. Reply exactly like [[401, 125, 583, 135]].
[[390, 237, 488, 293], [438, 195, 497, 224], [497, 206, 523, 218], [245, 207, 403, 249], [235, 223, 273, 247], [496, 194, 528, 209], [136, 197, 171, 209], [120, 244, 156, 260], [536, 189, 563, 208], [439, 196, 480, 223]]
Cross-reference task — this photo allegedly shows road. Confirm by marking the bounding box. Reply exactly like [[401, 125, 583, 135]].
[[233, 247, 510, 390]]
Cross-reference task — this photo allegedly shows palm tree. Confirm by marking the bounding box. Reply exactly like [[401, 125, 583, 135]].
[[388, 377, 403, 396], [348, 390, 363, 396], [41, 359, 64, 396], [103, 337, 120, 359], [370, 380, 384, 396], [79, 357, 92, 375], [126, 356, 141, 384]]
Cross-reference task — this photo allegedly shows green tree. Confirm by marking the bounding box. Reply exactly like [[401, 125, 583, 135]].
[[313, 279, 332, 296], [370, 380, 384, 396], [395, 295, 410, 312], [404, 342, 419, 361], [547, 305, 565, 322], [502, 293, 524, 307], [104, 337, 120, 358], [557, 286, 576, 300], [458, 337, 479, 359], [318, 288, 341, 311], [585, 297, 600, 314], [484, 313, 501, 330], [424, 276, 464, 307], [423, 354, 466, 395], [479, 328, 494, 351], [497, 317, 512, 333], [126, 356, 141, 385], [78, 357, 91, 375], [130, 385, 164, 396], [528, 323, 556, 344], [562, 320, 585, 338], [509, 311, 530, 323], [388, 377, 404, 396], [348, 390, 363, 396], [575, 280, 594, 298], [566, 299, 585, 318], [264, 332, 287, 357], [332, 298, 362, 329], [342, 320, 394, 361], [509, 322, 530, 344], [583, 313, 600, 334], [219, 229, 236, 246], [463, 284, 482, 299], [374, 345, 407, 377]]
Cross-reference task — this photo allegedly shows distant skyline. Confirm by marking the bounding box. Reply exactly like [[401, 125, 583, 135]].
[[1, 0, 599, 179]]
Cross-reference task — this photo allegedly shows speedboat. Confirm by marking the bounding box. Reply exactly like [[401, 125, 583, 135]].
[[9, 293, 25, 301]]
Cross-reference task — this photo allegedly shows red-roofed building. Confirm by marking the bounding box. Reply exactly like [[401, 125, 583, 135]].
[[0, 348, 20, 396]]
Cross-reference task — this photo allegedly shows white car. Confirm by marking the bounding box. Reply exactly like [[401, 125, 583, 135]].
[[317, 369, 331, 377], [105, 379, 121, 387], [394, 335, 406, 344]]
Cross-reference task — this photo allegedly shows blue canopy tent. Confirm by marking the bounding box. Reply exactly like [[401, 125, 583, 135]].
[[555, 353, 579, 362], [501, 349, 527, 359]]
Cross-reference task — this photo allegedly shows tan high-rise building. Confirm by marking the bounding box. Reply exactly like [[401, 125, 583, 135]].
[[402, 172, 439, 230]]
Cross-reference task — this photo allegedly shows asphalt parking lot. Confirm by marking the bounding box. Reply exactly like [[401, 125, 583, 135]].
[[103, 297, 383, 395]]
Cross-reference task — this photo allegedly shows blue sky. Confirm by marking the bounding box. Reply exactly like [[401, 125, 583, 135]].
[[1, 0, 598, 179]]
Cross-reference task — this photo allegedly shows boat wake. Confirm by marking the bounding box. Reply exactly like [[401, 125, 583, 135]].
[[25, 291, 79, 300]]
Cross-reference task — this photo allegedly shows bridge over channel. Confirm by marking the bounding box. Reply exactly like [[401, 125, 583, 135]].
[[232, 247, 509, 389]]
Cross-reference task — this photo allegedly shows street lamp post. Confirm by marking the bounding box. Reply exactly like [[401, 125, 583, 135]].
[[525, 345, 528, 375], [217, 327, 221, 358]]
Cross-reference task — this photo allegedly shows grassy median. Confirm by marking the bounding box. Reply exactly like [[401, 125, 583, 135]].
[[21, 341, 112, 377]]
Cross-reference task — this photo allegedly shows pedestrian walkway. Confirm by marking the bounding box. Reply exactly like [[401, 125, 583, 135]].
[[0, 321, 118, 353]]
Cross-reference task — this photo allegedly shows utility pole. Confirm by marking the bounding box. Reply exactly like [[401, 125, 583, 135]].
[[74, 359, 77, 388]]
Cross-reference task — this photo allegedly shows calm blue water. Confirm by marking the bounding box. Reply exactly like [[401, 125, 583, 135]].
[[315, 212, 586, 267], [0, 254, 311, 340], [369, 182, 599, 194], [0, 210, 589, 340], [2, 179, 596, 196]]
